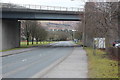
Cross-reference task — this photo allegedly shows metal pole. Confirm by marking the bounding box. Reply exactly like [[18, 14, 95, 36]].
[[82, 9, 86, 48], [66, 7, 67, 11]]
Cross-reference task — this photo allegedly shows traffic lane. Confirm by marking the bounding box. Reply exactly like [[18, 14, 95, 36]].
[[49, 41, 76, 46], [3, 48, 57, 73], [3, 47, 74, 78], [2, 48, 56, 65], [2, 41, 75, 69]]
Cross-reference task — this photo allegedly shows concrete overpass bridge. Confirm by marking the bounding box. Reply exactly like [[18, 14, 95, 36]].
[[2, 3, 84, 21], [1, 3, 84, 50]]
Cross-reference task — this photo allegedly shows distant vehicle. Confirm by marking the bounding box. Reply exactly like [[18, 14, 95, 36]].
[[73, 39, 78, 43], [115, 43, 120, 48], [112, 40, 120, 47]]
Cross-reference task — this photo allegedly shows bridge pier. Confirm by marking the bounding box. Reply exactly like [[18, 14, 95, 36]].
[[0, 19, 2, 51], [2, 19, 20, 50]]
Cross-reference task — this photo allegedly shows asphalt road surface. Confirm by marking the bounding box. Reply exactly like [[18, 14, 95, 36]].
[[2, 41, 76, 78], [49, 41, 77, 47]]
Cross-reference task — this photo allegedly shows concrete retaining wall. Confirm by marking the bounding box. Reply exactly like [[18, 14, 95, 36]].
[[2, 19, 20, 50]]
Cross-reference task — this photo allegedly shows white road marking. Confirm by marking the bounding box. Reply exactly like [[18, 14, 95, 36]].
[[22, 59, 27, 62]]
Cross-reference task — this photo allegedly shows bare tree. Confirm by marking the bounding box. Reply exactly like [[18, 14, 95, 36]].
[[21, 20, 32, 45], [29, 21, 38, 45], [83, 2, 119, 48], [74, 22, 83, 40], [81, 2, 119, 55], [34, 23, 48, 44], [21, 20, 48, 45]]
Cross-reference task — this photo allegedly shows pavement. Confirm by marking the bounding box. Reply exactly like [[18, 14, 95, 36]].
[[41, 47, 88, 78], [2, 41, 88, 78]]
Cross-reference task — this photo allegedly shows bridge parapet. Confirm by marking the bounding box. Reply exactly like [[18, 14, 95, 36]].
[[1, 3, 84, 12]]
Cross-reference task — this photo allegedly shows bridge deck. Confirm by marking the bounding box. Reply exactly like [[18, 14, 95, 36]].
[[1, 3, 84, 21]]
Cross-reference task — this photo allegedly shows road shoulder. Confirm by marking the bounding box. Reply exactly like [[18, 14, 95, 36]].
[[1, 47, 38, 57]]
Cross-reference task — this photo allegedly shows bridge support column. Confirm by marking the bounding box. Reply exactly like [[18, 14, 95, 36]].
[[0, 19, 2, 51], [2, 19, 20, 50]]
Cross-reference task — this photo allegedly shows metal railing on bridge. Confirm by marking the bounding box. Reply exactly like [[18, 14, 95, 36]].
[[1, 3, 84, 12]]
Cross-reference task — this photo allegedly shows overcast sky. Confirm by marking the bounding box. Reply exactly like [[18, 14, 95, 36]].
[[1, 0, 86, 8]]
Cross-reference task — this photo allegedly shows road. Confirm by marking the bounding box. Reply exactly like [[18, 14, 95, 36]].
[[49, 41, 77, 47], [2, 41, 76, 78]]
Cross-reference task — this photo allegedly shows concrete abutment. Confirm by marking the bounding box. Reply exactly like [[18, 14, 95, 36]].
[[2, 19, 20, 50]]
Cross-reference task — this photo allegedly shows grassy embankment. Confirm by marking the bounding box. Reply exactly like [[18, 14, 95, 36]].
[[85, 48, 119, 78]]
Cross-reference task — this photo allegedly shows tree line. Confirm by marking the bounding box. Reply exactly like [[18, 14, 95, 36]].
[[21, 20, 48, 45], [82, 2, 119, 50]]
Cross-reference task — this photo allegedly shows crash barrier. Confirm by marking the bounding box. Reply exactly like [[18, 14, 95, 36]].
[[108, 47, 120, 60]]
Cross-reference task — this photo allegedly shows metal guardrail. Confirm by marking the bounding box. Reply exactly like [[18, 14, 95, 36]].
[[1, 3, 84, 12]]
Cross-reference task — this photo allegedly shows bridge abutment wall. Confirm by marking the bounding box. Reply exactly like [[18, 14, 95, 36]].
[[2, 19, 20, 50]]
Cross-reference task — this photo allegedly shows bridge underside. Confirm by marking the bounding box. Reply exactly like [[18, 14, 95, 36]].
[[2, 13, 81, 21]]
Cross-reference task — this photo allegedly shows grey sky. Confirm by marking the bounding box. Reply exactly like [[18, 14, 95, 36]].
[[1, 0, 85, 8]]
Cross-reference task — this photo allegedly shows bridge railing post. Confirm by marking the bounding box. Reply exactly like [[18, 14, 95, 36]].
[[40, 6, 41, 10], [35, 5, 36, 9], [54, 6, 55, 10], [78, 8, 79, 11], [71, 7, 73, 11], [29, 4, 30, 9], [47, 6, 49, 10], [60, 7, 61, 11], [66, 8, 67, 11]]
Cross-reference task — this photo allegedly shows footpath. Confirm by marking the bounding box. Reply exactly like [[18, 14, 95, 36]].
[[41, 47, 88, 78]]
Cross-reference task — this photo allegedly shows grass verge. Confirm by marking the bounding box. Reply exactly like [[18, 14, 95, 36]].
[[20, 41, 54, 47], [85, 47, 119, 78]]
